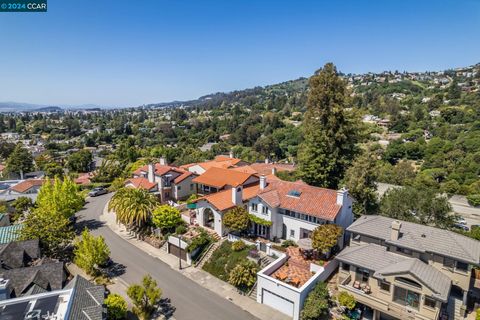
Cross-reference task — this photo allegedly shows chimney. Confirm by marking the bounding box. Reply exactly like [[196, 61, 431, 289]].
[[229, 150, 234, 159], [336, 187, 348, 206], [232, 186, 243, 205], [260, 175, 267, 190], [147, 163, 155, 183], [159, 157, 167, 166], [391, 220, 402, 241], [264, 158, 269, 164], [271, 167, 277, 176]]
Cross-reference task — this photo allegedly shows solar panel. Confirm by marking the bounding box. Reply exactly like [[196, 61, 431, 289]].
[[33, 295, 60, 315], [0, 301, 30, 320], [288, 190, 301, 197]]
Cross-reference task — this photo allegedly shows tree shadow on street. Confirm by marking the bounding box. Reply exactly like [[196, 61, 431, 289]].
[[104, 261, 126, 277], [74, 218, 105, 234]]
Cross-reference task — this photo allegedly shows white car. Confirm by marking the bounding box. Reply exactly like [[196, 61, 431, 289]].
[[455, 216, 467, 225]]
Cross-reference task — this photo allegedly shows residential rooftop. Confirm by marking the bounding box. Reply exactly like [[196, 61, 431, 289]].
[[192, 167, 258, 189], [336, 243, 452, 302], [347, 215, 480, 265]]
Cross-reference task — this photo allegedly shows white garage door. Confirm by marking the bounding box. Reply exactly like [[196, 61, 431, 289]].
[[262, 289, 294, 317]]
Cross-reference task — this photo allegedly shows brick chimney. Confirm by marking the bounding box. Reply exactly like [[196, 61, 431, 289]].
[[391, 220, 402, 241], [232, 186, 243, 205], [147, 164, 155, 183]]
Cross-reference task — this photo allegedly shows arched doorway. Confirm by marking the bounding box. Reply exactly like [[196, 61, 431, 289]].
[[204, 208, 214, 229]]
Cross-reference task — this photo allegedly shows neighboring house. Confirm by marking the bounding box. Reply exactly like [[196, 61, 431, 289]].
[[128, 158, 197, 202], [336, 215, 480, 320], [231, 161, 296, 180], [74, 172, 93, 185], [192, 167, 259, 195], [181, 153, 249, 175], [195, 176, 353, 243], [8, 179, 45, 195], [0, 239, 105, 319], [0, 275, 105, 320]]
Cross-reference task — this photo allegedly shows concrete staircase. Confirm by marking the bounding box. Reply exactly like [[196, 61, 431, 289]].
[[248, 283, 258, 300], [247, 255, 275, 300], [196, 238, 224, 269]]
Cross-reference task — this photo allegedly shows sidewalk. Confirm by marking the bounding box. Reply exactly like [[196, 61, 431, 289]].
[[100, 205, 290, 320]]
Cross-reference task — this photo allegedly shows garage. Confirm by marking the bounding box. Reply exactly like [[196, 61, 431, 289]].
[[262, 289, 294, 317], [168, 243, 187, 261]]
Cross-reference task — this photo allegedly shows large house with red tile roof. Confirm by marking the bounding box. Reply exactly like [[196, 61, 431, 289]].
[[192, 167, 259, 194], [195, 175, 353, 243], [126, 158, 197, 202], [180, 152, 249, 175]]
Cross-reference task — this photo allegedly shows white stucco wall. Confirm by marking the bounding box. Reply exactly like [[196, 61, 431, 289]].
[[195, 200, 224, 236], [174, 175, 196, 200]]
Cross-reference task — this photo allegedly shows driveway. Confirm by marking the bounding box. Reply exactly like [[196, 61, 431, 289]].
[[76, 193, 258, 320]]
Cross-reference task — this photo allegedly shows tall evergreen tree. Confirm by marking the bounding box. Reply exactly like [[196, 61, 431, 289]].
[[298, 63, 356, 188]]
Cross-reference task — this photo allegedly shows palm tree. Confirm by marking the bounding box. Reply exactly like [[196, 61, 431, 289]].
[[108, 188, 158, 232]]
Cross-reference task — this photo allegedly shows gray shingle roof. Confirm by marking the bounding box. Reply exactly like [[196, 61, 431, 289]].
[[347, 215, 480, 264], [336, 243, 451, 302], [65, 275, 105, 320], [0, 262, 65, 297], [0, 239, 40, 269]]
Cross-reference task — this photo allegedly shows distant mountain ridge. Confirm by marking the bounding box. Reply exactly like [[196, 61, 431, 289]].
[[0, 102, 111, 112]]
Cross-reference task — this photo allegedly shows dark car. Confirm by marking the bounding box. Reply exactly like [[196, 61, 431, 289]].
[[453, 223, 469, 232], [88, 187, 108, 197]]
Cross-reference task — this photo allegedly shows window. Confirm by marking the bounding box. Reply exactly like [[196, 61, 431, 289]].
[[356, 268, 370, 283], [190, 184, 194, 191], [262, 206, 268, 214], [443, 257, 455, 269], [290, 229, 295, 237], [342, 263, 350, 272], [456, 261, 469, 273], [393, 286, 420, 310], [251, 203, 258, 212], [177, 185, 181, 191], [380, 281, 391, 292], [424, 296, 436, 309]]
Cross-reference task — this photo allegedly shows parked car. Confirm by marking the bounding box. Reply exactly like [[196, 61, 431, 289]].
[[454, 216, 467, 225], [453, 223, 469, 231], [88, 187, 108, 197]]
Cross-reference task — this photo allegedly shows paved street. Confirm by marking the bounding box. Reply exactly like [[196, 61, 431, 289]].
[[76, 194, 259, 320]]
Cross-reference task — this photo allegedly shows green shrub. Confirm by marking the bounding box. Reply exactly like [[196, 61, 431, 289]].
[[338, 291, 356, 310], [281, 239, 298, 248], [476, 308, 480, 320], [203, 241, 252, 281], [228, 260, 258, 291], [105, 293, 127, 319], [175, 225, 187, 234], [231, 240, 246, 251], [467, 194, 480, 207], [186, 230, 211, 253]]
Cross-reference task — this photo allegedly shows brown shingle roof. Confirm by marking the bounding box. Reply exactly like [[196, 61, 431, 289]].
[[192, 167, 258, 188], [10, 179, 44, 193]]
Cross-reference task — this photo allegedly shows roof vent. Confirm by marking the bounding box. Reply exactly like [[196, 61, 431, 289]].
[[24, 310, 41, 320], [287, 190, 301, 197], [421, 233, 426, 238]]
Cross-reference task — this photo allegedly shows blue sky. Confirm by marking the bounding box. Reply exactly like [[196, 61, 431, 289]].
[[0, 0, 479, 107]]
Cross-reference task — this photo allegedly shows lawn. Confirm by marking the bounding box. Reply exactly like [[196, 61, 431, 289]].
[[202, 241, 253, 282]]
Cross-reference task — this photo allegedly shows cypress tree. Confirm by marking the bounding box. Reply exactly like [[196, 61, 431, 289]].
[[298, 63, 356, 189]]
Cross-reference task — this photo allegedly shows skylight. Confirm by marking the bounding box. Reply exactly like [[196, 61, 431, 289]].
[[287, 190, 301, 197]]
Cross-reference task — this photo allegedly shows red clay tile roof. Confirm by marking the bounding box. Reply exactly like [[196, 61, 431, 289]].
[[74, 173, 93, 185], [192, 167, 258, 188], [173, 171, 194, 184], [125, 177, 157, 190], [180, 156, 244, 172], [133, 163, 186, 177], [271, 247, 315, 287], [258, 180, 340, 221], [198, 185, 261, 211], [232, 163, 296, 175], [10, 179, 45, 193]]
